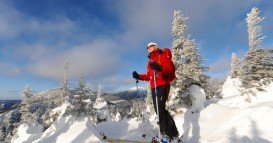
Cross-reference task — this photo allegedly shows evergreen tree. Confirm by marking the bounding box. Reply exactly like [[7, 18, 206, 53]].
[[1, 108, 22, 142], [58, 60, 69, 105], [171, 10, 210, 107], [130, 100, 146, 120], [75, 74, 89, 116], [239, 7, 273, 99], [78, 74, 91, 95], [65, 75, 93, 117], [62, 60, 69, 94], [20, 85, 34, 123], [231, 52, 240, 78], [240, 49, 273, 91], [94, 84, 105, 106], [171, 10, 190, 107], [246, 7, 266, 50], [171, 10, 188, 87], [94, 84, 110, 123]]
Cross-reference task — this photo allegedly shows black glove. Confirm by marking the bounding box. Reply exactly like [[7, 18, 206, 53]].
[[132, 71, 140, 79], [150, 62, 162, 71]]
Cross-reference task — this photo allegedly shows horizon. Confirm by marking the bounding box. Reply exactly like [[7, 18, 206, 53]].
[[0, 0, 273, 100]]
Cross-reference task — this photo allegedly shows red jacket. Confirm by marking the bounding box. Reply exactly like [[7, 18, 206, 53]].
[[139, 48, 175, 89]]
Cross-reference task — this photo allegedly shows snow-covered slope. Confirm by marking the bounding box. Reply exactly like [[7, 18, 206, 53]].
[[219, 76, 273, 108], [220, 76, 242, 98], [12, 103, 101, 143], [12, 78, 273, 143]]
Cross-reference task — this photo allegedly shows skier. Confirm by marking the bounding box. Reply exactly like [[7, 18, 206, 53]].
[[132, 42, 179, 142]]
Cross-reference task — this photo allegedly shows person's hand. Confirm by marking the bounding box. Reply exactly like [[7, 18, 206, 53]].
[[150, 62, 162, 71], [132, 71, 140, 79]]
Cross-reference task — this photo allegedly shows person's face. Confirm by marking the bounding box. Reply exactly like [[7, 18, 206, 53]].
[[147, 45, 157, 53]]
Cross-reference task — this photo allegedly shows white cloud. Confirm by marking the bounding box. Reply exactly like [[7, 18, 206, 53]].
[[0, 62, 21, 76], [27, 39, 122, 79], [0, 1, 77, 39], [0, 2, 23, 38], [113, 0, 259, 46]]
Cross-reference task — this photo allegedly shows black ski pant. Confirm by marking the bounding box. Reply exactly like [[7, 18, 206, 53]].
[[151, 84, 179, 138]]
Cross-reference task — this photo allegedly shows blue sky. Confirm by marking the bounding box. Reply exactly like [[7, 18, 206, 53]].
[[0, 0, 273, 100]]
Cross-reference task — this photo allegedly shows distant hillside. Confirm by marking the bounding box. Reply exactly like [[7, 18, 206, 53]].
[[109, 88, 147, 101], [0, 100, 21, 114]]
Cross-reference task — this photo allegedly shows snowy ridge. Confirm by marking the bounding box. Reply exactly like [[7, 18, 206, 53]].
[[10, 78, 273, 143], [30, 88, 64, 103]]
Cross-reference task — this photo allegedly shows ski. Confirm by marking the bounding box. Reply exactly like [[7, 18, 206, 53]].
[[150, 134, 184, 143], [100, 132, 149, 143], [103, 138, 149, 143]]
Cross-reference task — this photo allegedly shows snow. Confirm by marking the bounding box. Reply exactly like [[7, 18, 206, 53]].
[[220, 76, 242, 98], [96, 117, 157, 142], [36, 117, 101, 143], [129, 86, 147, 91], [13, 103, 101, 143], [94, 101, 107, 109], [12, 123, 43, 143], [219, 77, 273, 108], [108, 99, 127, 104], [12, 78, 273, 143], [189, 85, 206, 112]]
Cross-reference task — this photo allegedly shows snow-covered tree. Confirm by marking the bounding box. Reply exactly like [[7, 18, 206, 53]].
[[171, 10, 210, 107], [74, 74, 97, 118], [240, 49, 273, 91], [20, 85, 34, 123], [42, 109, 60, 131], [0, 109, 21, 143], [58, 60, 69, 105], [231, 52, 240, 78], [181, 38, 208, 83], [78, 74, 91, 95], [171, 10, 188, 87], [246, 7, 266, 50], [94, 84, 110, 123], [239, 7, 273, 99], [172, 10, 188, 40], [62, 60, 69, 94], [75, 74, 89, 116], [171, 10, 191, 107], [129, 100, 146, 120], [65, 75, 93, 117], [94, 84, 105, 106]]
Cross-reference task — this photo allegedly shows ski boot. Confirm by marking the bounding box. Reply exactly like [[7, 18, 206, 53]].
[[170, 136, 182, 143], [151, 135, 170, 143], [151, 135, 160, 143]]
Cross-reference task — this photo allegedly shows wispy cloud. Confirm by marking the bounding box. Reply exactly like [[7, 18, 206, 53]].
[[0, 62, 21, 76], [27, 39, 123, 79]]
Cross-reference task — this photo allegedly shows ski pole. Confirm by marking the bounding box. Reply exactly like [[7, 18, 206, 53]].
[[135, 79, 139, 98], [153, 70, 161, 140]]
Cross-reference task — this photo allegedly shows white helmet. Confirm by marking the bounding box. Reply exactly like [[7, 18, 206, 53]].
[[147, 42, 157, 47]]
